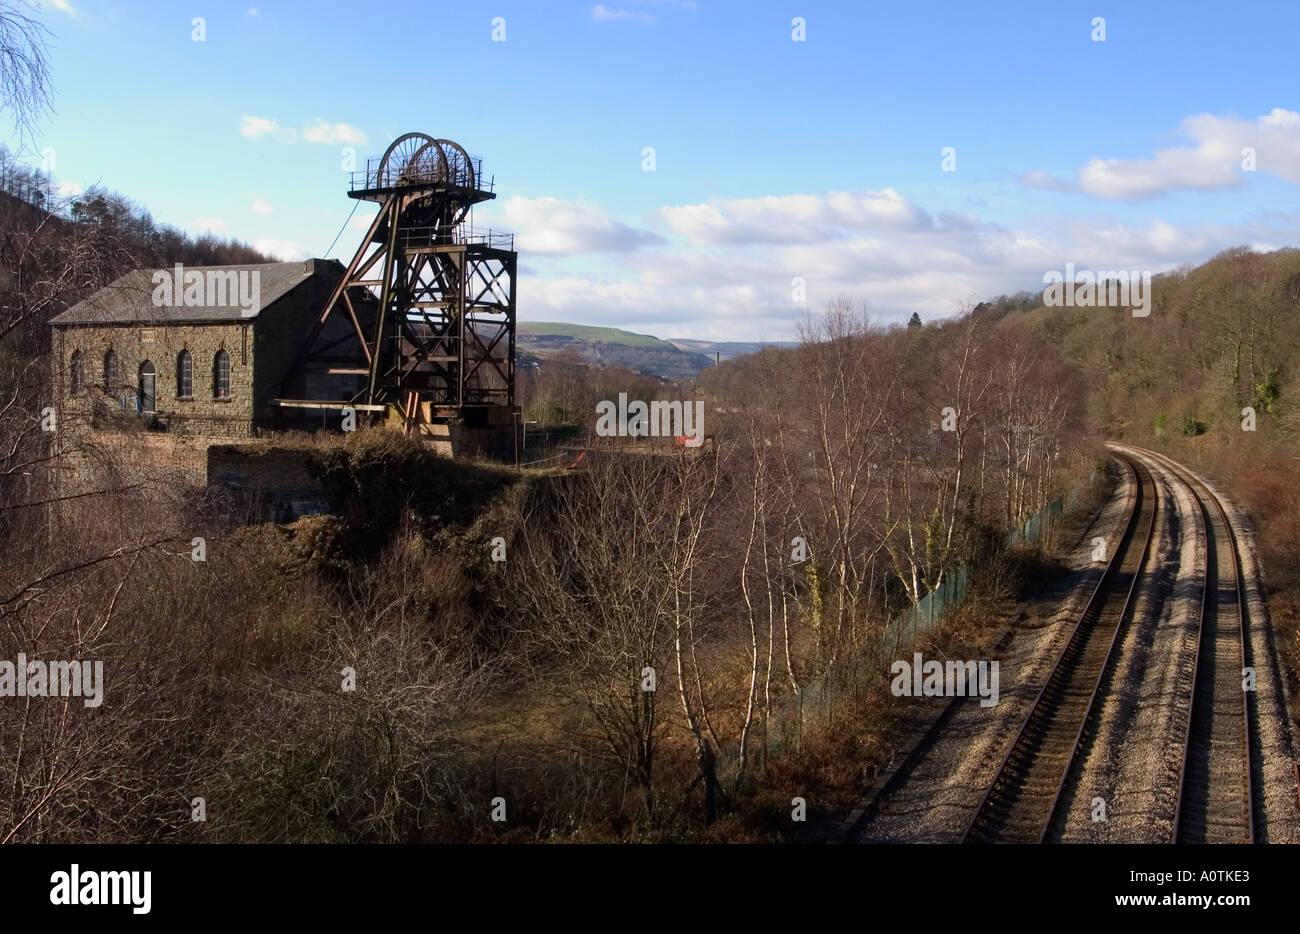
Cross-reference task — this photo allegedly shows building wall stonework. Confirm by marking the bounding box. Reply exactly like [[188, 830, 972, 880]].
[[45, 260, 377, 511], [55, 320, 255, 437], [52, 260, 346, 437], [55, 432, 213, 496]]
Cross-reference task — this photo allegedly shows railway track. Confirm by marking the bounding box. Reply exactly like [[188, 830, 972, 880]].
[[962, 453, 1158, 843], [1122, 446, 1256, 844], [845, 446, 1270, 844]]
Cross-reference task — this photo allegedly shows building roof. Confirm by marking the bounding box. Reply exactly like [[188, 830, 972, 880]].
[[49, 259, 335, 326]]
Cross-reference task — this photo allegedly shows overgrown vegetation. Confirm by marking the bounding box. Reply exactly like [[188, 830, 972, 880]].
[[3, 118, 1297, 838], [2, 284, 1092, 841]]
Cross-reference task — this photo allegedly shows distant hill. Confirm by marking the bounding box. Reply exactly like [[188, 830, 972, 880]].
[[518, 322, 677, 350], [668, 338, 798, 361], [517, 321, 714, 382]]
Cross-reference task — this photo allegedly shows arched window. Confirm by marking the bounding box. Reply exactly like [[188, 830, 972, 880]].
[[176, 350, 193, 398], [213, 349, 230, 399], [70, 350, 84, 396], [103, 349, 118, 395], [138, 361, 156, 413]]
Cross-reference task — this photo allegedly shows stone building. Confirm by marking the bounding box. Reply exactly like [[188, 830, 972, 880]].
[[50, 259, 344, 439], [49, 255, 515, 512]]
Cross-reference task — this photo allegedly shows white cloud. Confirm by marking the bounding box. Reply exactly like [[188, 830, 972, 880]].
[[193, 217, 229, 235], [250, 199, 273, 215], [501, 196, 664, 254], [592, 5, 655, 23], [240, 115, 367, 145], [38, 0, 78, 19], [347, 211, 378, 231], [1022, 109, 1300, 199], [253, 238, 307, 261], [659, 189, 932, 245], [55, 180, 83, 198], [240, 115, 282, 139], [1018, 169, 1070, 192], [301, 119, 368, 146], [246, 7, 261, 16], [511, 189, 1300, 338]]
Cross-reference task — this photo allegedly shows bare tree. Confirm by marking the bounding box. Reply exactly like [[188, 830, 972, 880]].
[[660, 448, 725, 823], [510, 460, 676, 825], [885, 314, 994, 604], [0, 1, 52, 143], [791, 297, 900, 669]]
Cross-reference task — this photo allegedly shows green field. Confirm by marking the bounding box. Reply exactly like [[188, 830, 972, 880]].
[[516, 321, 678, 351]]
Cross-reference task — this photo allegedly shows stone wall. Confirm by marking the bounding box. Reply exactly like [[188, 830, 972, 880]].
[[54, 431, 212, 497], [54, 320, 255, 437], [206, 444, 329, 523], [51, 434, 331, 526], [420, 420, 519, 460]]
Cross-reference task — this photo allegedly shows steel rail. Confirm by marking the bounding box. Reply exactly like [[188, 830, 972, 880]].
[[1119, 444, 1255, 844], [962, 452, 1158, 843]]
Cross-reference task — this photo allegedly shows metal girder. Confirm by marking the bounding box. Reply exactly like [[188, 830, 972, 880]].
[[278, 135, 517, 424]]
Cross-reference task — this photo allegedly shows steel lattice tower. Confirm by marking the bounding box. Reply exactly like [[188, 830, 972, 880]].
[[280, 134, 517, 432]]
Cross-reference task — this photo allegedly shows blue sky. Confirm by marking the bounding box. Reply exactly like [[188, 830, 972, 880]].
[[13, 0, 1300, 339]]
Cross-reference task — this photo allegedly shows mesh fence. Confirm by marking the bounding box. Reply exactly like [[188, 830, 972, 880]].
[[754, 493, 1069, 761], [883, 565, 970, 656], [1006, 497, 1063, 546]]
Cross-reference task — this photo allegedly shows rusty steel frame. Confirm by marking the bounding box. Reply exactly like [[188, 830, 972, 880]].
[[279, 135, 516, 424]]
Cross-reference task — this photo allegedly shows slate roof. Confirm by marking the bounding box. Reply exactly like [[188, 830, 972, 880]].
[[49, 260, 330, 326]]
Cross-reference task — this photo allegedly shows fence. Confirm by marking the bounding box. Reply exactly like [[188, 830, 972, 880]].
[[756, 493, 1069, 761], [1006, 497, 1062, 546], [883, 565, 970, 657]]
